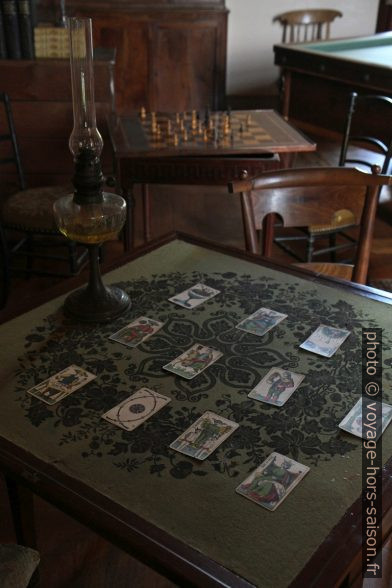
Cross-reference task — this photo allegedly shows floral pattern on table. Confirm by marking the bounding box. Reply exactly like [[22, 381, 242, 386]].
[[15, 270, 391, 478]]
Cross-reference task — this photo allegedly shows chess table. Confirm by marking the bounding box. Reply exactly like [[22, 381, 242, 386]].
[[1, 233, 392, 588], [108, 110, 316, 250]]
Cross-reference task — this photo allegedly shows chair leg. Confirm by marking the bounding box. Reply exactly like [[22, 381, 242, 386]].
[[306, 233, 315, 262], [25, 235, 34, 277], [329, 233, 337, 262]]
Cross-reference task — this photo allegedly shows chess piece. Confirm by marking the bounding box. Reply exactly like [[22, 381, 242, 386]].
[[173, 132, 179, 146], [191, 110, 197, 130], [203, 128, 208, 142], [167, 119, 172, 136], [140, 106, 146, 120], [239, 123, 244, 134], [246, 114, 251, 127], [182, 128, 188, 142], [175, 112, 180, 124]]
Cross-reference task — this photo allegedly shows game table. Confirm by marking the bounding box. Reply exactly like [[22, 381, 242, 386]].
[[0, 233, 392, 587], [274, 32, 392, 139], [108, 110, 316, 249]]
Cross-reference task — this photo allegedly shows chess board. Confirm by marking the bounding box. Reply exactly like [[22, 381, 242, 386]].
[[131, 110, 277, 154]]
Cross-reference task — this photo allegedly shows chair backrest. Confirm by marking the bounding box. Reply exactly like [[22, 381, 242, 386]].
[[0, 92, 26, 191], [229, 167, 392, 284], [273, 9, 342, 43], [339, 92, 392, 175]]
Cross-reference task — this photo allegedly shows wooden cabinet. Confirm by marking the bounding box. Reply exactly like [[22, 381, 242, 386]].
[[0, 49, 115, 191], [66, 0, 228, 114]]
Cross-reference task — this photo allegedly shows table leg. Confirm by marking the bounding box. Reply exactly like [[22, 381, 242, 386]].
[[5, 476, 40, 587], [240, 191, 259, 254], [142, 183, 151, 242], [281, 69, 292, 120]]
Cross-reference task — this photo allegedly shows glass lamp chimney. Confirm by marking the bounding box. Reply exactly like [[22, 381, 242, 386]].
[[67, 17, 103, 159]]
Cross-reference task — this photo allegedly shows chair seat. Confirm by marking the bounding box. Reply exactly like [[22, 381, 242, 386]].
[[0, 544, 40, 588], [308, 209, 356, 234], [295, 262, 354, 281], [1, 184, 73, 233]]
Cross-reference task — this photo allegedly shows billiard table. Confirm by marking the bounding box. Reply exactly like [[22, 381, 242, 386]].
[[274, 32, 392, 140]]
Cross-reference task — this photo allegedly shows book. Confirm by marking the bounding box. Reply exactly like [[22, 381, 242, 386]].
[[2, 0, 21, 58], [17, 0, 34, 59], [0, 2, 8, 58]]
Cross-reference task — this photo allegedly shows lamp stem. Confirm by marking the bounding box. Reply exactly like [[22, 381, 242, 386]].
[[87, 245, 106, 300]]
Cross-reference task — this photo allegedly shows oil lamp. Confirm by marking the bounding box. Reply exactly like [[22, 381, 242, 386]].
[[53, 17, 130, 322]]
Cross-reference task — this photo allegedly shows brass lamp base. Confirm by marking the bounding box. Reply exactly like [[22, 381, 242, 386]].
[[63, 245, 131, 323]]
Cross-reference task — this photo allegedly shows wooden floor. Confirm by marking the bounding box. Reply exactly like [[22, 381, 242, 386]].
[[1, 130, 392, 587]]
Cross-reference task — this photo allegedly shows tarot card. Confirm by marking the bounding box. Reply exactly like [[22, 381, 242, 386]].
[[27, 365, 96, 405], [236, 307, 287, 337], [300, 324, 350, 357], [168, 283, 220, 309], [102, 387, 171, 432], [248, 368, 305, 406], [109, 316, 164, 348], [339, 398, 392, 440], [170, 410, 239, 460], [236, 452, 310, 511], [163, 344, 222, 380]]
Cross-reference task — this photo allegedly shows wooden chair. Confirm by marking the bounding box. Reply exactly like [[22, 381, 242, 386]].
[[274, 93, 392, 264], [273, 9, 342, 43], [0, 92, 88, 277], [228, 167, 392, 285], [0, 220, 10, 309]]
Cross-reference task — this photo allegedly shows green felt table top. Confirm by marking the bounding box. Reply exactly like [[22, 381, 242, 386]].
[[0, 239, 391, 587], [295, 32, 392, 69]]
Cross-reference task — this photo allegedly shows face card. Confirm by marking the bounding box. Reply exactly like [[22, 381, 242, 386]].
[[109, 316, 164, 348], [168, 283, 220, 309], [163, 344, 222, 379], [236, 452, 310, 511], [27, 365, 96, 405], [300, 324, 350, 357], [248, 368, 305, 406], [236, 307, 287, 337], [102, 387, 171, 432], [339, 398, 392, 440], [170, 411, 239, 460]]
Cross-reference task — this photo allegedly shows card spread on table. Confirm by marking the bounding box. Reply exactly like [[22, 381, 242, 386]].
[[27, 365, 96, 405], [168, 283, 220, 309], [109, 316, 164, 348], [248, 368, 305, 406], [236, 452, 310, 511], [236, 307, 287, 337], [102, 388, 171, 432], [300, 324, 350, 357], [163, 344, 222, 379], [170, 411, 239, 460], [339, 398, 392, 440]]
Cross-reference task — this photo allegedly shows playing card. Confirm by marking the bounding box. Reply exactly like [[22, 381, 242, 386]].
[[170, 410, 239, 460], [109, 316, 164, 348], [248, 368, 305, 406], [236, 452, 310, 511], [102, 387, 171, 432], [236, 307, 287, 337], [27, 365, 96, 405], [168, 283, 220, 309], [163, 344, 222, 379], [339, 398, 392, 440], [300, 324, 350, 357]]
